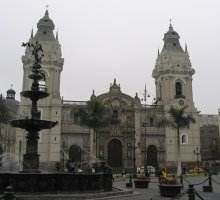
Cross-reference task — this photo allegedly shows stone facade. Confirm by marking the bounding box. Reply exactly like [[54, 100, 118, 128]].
[[199, 115, 219, 162], [12, 10, 204, 172]]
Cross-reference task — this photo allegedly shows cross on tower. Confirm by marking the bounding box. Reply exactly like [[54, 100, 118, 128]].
[[169, 18, 172, 25]]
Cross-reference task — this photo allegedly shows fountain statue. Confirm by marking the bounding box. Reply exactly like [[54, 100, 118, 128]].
[[0, 42, 112, 193]]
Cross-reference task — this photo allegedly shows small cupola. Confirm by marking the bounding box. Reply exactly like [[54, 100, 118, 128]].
[[162, 23, 183, 52], [6, 85, 16, 100]]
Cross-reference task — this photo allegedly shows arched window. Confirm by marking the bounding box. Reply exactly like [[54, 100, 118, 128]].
[[150, 118, 154, 127], [111, 109, 119, 124], [181, 134, 188, 144], [159, 83, 162, 100], [175, 81, 183, 98]]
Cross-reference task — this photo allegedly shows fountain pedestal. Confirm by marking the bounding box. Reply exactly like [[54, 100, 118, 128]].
[[23, 154, 40, 173]]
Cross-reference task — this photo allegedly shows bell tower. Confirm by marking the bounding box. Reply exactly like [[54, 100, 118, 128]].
[[153, 23, 196, 110], [16, 10, 64, 168], [152, 23, 200, 167]]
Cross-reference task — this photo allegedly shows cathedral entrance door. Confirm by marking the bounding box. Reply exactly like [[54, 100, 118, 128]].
[[69, 145, 82, 162], [146, 145, 158, 169], [108, 139, 123, 170]]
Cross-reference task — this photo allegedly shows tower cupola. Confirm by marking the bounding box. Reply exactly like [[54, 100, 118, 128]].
[[6, 85, 16, 100], [34, 10, 55, 41], [162, 23, 183, 52]]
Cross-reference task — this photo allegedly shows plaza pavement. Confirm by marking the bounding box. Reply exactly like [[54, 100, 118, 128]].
[[90, 174, 220, 200], [3, 174, 220, 199]]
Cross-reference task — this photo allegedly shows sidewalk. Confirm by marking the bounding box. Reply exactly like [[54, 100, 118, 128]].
[[109, 175, 220, 200]]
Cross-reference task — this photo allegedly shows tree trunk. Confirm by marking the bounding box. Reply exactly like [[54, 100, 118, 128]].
[[176, 127, 182, 176]]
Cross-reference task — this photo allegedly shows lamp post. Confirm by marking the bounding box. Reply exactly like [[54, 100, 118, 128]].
[[18, 140, 22, 171], [193, 147, 200, 173], [143, 84, 150, 176]]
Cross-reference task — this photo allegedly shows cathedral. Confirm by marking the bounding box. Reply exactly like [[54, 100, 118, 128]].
[[13, 10, 202, 173]]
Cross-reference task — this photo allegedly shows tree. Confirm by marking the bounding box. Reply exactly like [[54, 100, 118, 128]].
[[156, 106, 195, 176], [72, 98, 109, 160], [0, 96, 11, 124], [0, 96, 12, 141]]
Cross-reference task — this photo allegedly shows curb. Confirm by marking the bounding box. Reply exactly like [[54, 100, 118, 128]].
[[12, 188, 133, 200]]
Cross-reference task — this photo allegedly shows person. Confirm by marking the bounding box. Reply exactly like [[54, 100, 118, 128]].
[[145, 168, 149, 177], [66, 160, 75, 173]]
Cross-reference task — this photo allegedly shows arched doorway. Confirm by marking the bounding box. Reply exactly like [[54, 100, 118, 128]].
[[69, 145, 81, 162], [146, 145, 158, 169], [108, 139, 122, 168]]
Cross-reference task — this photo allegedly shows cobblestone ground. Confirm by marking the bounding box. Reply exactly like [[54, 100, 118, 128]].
[[92, 174, 220, 200]]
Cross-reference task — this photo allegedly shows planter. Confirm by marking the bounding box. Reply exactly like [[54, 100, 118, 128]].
[[203, 185, 213, 192], [159, 184, 182, 197], [134, 178, 149, 188], [126, 182, 132, 188]]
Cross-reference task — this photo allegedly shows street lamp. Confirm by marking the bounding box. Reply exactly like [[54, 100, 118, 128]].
[[142, 84, 150, 176], [193, 147, 200, 173]]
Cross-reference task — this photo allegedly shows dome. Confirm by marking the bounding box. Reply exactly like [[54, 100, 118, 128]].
[[162, 23, 183, 52], [34, 10, 56, 41], [37, 10, 55, 31], [163, 24, 180, 40], [6, 88, 16, 100]]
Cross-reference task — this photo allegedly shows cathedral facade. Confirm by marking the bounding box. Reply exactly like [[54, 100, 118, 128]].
[[15, 10, 201, 172]]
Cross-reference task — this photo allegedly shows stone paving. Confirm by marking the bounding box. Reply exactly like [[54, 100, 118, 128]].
[[3, 174, 220, 199], [90, 175, 220, 200]]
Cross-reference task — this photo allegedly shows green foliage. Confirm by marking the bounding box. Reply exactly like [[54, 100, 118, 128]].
[[156, 106, 195, 130], [72, 99, 110, 130], [156, 105, 195, 176], [169, 106, 195, 129]]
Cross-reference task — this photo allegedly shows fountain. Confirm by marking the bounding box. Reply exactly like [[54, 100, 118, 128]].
[[0, 41, 112, 193], [12, 41, 57, 173]]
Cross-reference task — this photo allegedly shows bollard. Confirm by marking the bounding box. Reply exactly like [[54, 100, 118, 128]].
[[208, 173, 213, 191], [129, 175, 132, 183], [126, 175, 133, 187], [203, 173, 214, 192], [188, 184, 195, 200], [180, 174, 183, 187], [2, 186, 16, 200]]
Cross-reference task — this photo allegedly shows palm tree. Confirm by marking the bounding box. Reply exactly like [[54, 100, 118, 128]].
[[72, 98, 109, 160], [157, 106, 195, 176]]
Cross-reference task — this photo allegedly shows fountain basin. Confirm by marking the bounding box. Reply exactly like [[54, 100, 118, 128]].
[[11, 119, 57, 131], [0, 172, 112, 192], [21, 91, 49, 100]]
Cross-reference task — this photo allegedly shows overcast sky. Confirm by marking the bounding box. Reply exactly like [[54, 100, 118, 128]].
[[0, 0, 220, 114]]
